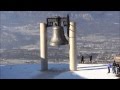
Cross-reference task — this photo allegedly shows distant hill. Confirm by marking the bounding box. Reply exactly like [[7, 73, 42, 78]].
[[0, 11, 120, 49]]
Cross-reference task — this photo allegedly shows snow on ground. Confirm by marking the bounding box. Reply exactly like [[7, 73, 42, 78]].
[[0, 63, 69, 79], [0, 64, 41, 79], [54, 64, 119, 79], [0, 63, 119, 79]]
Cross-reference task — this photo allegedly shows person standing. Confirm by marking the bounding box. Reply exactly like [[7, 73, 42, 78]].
[[116, 64, 120, 74], [90, 55, 92, 63], [112, 60, 116, 74], [81, 56, 84, 63], [107, 63, 111, 73]]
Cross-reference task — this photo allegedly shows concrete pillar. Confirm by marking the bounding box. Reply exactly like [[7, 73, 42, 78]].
[[69, 22, 77, 71], [40, 23, 48, 71]]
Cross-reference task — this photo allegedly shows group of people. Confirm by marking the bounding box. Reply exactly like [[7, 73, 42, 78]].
[[108, 61, 120, 74], [81, 55, 92, 64]]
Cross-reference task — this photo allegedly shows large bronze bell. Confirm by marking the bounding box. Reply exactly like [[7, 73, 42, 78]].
[[50, 26, 68, 46]]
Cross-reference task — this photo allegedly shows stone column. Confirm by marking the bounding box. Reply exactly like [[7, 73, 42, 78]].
[[69, 22, 77, 71], [40, 23, 48, 71]]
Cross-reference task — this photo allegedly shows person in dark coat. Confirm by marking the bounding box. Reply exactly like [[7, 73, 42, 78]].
[[116, 64, 120, 74], [112, 60, 116, 74], [81, 56, 84, 63], [90, 55, 92, 63], [107, 63, 112, 73], [119, 64, 120, 72]]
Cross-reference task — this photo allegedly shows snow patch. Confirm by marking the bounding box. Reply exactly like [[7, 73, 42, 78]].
[[0, 63, 119, 79]]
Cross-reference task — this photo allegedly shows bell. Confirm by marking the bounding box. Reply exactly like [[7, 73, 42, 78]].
[[60, 27, 68, 45], [50, 26, 68, 46]]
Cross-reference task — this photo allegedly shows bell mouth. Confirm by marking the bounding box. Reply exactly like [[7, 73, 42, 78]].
[[49, 26, 68, 47]]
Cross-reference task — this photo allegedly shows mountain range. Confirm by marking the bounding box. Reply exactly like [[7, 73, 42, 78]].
[[0, 11, 120, 49]]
